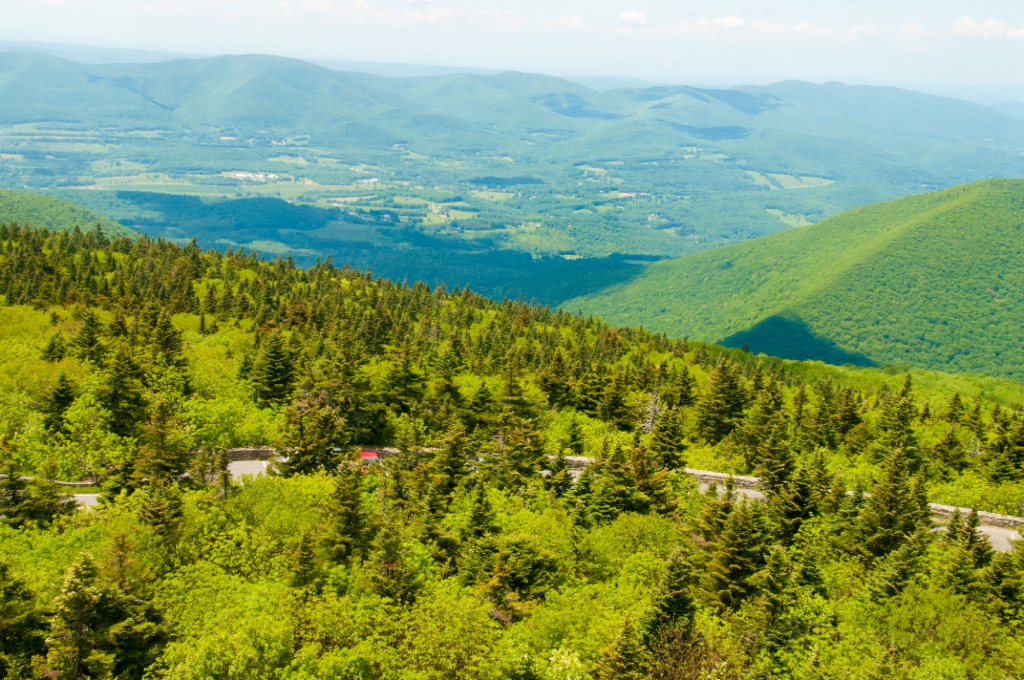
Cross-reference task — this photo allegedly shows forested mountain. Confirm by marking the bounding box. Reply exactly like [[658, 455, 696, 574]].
[[573, 179, 1024, 379], [4, 215, 1024, 677], [1, 50, 1023, 281], [0, 189, 131, 237]]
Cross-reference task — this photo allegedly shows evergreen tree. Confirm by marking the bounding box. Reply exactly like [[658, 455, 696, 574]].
[[945, 508, 993, 569], [97, 344, 147, 439], [835, 385, 863, 436], [41, 332, 67, 362], [466, 482, 497, 539], [872, 374, 922, 470], [288, 529, 319, 590], [590, 442, 645, 522], [323, 463, 367, 563], [866, 530, 928, 602], [251, 332, 295, 406], [431, 425, 468, 500], [45, 553, 103, 680], [561, 413, 585, 457], [0, 455, 29, 529], [630, 439, 676, 515], [697, 478, 736, 540], [696, 357, 747, 444], [596, 617, 649, 680], [734, 376, 785, 471], [149, 311, 186, 370], [648, 407, 687, 470], [569, 465, 596, 528], [0, 561, 43, 676], [650, 550, 696, 634], [597, 372, 632, 430], [706, 500, 767, 610], [753, 413, 795, 497], [25, 459, 73, 527], [931, 424, 968, 477], [537, 348, 574, 408], [281, 399, 348, 476], [810, 377, 840, 449], [367, 520, 419, 604], [944, 392, 966, 424], [70, 308, 106, 364], [856, 448, 929, 559], [42, 374, 76, 433]]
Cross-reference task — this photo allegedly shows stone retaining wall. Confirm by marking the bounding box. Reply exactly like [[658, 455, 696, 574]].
[[546, 458, 1024, 527]]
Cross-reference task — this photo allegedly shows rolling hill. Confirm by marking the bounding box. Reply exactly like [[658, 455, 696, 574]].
[[1, 51, 1024, 264], [0, 188, 131, 236], [570, 179, 1024, 379]]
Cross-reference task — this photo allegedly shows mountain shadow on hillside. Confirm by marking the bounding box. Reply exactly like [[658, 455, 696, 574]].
[[721, 315, 877, 367]]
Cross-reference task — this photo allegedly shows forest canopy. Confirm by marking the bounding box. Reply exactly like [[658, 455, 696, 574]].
[[2, 222, 1024, 678]]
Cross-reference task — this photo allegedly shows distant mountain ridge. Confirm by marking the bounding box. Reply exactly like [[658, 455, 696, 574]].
[[570, 180, 1024, 379]]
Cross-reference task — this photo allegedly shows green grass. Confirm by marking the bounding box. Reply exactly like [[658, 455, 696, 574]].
[[571, 180, 1024, 379]]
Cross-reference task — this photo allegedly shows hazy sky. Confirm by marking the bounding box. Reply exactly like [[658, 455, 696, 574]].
[[4, 0, 1024, 85]]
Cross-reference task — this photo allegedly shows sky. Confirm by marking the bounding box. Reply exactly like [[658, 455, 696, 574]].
[[3, 0, 1024, 86]]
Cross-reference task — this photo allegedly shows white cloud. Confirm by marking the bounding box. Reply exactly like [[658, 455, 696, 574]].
[[714, 16, 744, 30], [952, 15, 1024, 39], [618, 11, 647, 26]]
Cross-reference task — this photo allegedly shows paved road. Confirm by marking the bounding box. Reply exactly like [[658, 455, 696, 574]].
[[698, 483, 1021, 552], [228, 460, 272, 480], [69, 461, 1024, 552]]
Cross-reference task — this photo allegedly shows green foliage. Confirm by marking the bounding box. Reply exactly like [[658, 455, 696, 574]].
[[1, 215, 1024, 677], [575, 180, 1024, 379]]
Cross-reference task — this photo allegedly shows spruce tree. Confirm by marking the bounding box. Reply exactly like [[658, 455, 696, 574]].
[[467, 482, 497, 539], [754, 413, 795, 497], [41, 333, 67, 362], [650, 550, 696, 634], [0, 454, 29, 529], [696, 357, 746, 444], [281, 400, 348, 476], [537, 348, 574, 408], [648, 407, 687, 470], [324, 463, 367, 563], [866, 530, 928, 602], [42, 374, 76, 433], [931, 424, 968, 476], [45, 553, 102, 680], [98, 344, 147, 439], [590, 442, 645, 522], [251, 332, 295, 406], [706, 500, 767, 610], [944, 392, 966, 424], [596, 617, 649, 680], [562, 413, 585, 457], [597, 372, 632, 430], [431, 425, 468, 500], [872, 374, 922, 471], [70, 308, 106, 364], [856, 447, 929, 559], [0, 561, 43, 674]]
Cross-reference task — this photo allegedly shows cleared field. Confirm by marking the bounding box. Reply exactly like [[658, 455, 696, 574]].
[[745, 171, 777, 189], [472, 190, 513, 201], [269, 155, 309, 165], [766, 208, 813, 227], [769, 173, 835, 189]]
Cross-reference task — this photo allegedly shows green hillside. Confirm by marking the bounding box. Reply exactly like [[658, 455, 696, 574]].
[[571, 179, 1024, 379], [0, 188, 131, 236], [1, 52, 1023, 265]]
